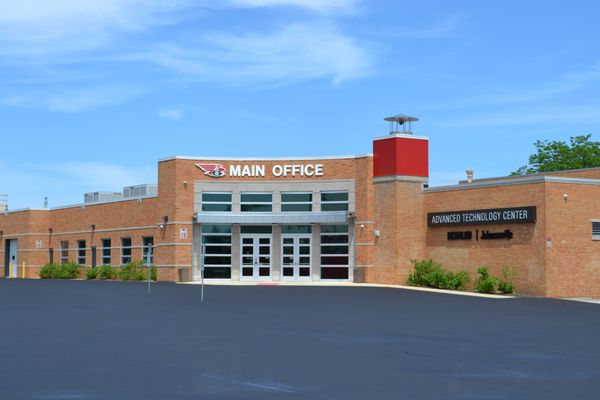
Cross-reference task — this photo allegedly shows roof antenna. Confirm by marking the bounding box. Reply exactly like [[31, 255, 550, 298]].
[[44, 197, 48, 209], [384, 114, 418, 135]]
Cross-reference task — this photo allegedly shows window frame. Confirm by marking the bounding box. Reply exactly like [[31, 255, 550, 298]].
[[60, 240, 69, 264], [101, 238, 111, 265], [320, 191, 349, 212], [77, 240, 86, 265], [121, 237, 132, 265], [201, 192, 232, 212], [240, 192, 273, 213], [281, 192, 313, 212]]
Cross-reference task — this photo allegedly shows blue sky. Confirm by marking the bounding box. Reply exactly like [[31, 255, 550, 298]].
[[1, 0, 600, 209]]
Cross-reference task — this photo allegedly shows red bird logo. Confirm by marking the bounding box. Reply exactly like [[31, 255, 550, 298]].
[[195, 163, 226, 178]]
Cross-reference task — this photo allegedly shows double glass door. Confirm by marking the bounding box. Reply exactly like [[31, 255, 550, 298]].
[[281, 234, 311, 280], [241, 235, 272, 279]]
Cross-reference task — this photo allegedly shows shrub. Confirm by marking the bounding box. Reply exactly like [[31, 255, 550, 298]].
[[119, 260, 147, 281], [86, 268, 98, 280], [475, 267, 499, 294], [150, 265, 157, 281], [97, 265, 117, 280], [407, 259, 469, 291], [39, 262, 81, 279], [498, 266, 515, 294]]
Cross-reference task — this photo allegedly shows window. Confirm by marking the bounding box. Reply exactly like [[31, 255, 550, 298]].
[[142, 237, 154, 264], [101, 239, 111, 265], [281, 192, 312, 212], [60, 241, 69, 264], [201, 225, 232, 279], [321, 191, 349, 211], [320, 225, 349, 280], [202, 192, 232, 212], [593, 221, 600, 240], [281, 225, 312, 234], [121, 237, 132, 265], [241, 192, 272, 212], [77, 240, 86, 265]]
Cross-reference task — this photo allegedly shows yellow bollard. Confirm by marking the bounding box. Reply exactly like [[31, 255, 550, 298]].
[[8, 261, 12, 278], [22, 261, 26, 279]]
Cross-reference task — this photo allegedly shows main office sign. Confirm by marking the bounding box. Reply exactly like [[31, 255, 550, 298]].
[[428, 206, 536, 227], [196, 163, 324, 178]]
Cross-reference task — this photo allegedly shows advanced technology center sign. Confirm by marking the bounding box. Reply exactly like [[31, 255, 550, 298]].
[[428, 206, 536, 227]]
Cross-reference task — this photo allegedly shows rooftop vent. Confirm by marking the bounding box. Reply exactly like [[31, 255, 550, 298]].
[[384, 114, 418, 135]]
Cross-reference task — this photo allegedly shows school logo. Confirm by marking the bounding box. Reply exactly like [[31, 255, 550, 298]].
[[195, 163, 226, 178]]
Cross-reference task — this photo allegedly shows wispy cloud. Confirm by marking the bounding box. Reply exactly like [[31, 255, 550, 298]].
[[2, 85, 148, 112], [158, 108, 185, 121], [227, 0, 363, 13], [391, 14, 462, 38], [143, 22, 372, 86]]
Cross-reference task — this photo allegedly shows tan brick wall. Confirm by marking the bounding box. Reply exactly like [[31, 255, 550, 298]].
[[424, 183, 547, 296], [544, 182, 600, 297]]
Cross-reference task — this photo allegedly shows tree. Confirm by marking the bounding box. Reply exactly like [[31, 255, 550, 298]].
[[511, 134, 600, 175]]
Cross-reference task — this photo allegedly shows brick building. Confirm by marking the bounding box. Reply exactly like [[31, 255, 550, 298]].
[[2, 116, 599, 297]]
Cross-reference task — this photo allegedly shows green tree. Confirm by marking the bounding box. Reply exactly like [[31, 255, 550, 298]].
[[512, 134, 600, 175]]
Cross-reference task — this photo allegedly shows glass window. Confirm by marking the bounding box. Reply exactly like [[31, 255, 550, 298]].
[[281, 225, 312, 234], [60, 241, 69, 264], [281, 192, 312, 212], [121, 237, 132, 265], [77, 240, 86, 265], [202, 192, 232, 212], [321, 191, 349, 212], [101, 239, 111, 265], [201, 224, 232, 279], [320, 224, 349, 280], [241, 192, 272, 212], [240, 225, 273, 234], [142, 237, 154, 264]]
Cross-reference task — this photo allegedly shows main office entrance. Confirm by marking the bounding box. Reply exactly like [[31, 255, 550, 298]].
[[240, 234, 272, 280], [281, 234, 311, 280]]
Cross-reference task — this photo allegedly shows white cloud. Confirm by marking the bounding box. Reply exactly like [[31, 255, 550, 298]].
[[158, 108, 185, 121], [144, 22, 372, 85], [227, 0, 362, 13], [389, 14, 462, 38], [2, 85, 148, 112]]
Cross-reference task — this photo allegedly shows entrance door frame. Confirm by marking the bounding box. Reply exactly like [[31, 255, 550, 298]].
[[240, 234, 272, 280], [5, 239, 18, 278], [280, 233, 312, 281]]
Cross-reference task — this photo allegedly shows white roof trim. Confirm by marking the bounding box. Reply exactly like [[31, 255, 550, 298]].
[[158, 154, 373, 162], [425, 176, 600, 193]]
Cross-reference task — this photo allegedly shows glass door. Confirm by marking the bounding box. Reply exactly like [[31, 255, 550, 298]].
[[240, 234, 272, 280], [281, 234, 311, 280]]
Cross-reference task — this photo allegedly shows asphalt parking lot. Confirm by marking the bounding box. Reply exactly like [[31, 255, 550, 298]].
[[0, 279, 599, 400]]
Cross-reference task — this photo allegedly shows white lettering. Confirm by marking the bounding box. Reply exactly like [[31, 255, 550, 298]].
[[304, 164, 315, 176], [273, 165, 283, 177], [315, 164, 324, 176], [255, 165, 265, 177], [230, 165, 241, 176]]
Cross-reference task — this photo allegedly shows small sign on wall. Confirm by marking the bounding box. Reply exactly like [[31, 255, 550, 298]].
[[180, 228, 188, 240], [35, 240, 43, 249]]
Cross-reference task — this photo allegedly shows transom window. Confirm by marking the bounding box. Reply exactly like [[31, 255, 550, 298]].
[[241, 192, 273, 212], [321, 191, 349, 211], [281, 192, 312, 212], [202, 192, 232, 212], [201, 224, 232, 278], [320, 224, 349, 280]]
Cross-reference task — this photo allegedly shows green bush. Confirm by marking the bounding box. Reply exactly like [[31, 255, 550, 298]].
[[150, 265, 157, 281], [85, 268, 98, 280], [475, 267, 499, 293], [407, 259, 469, 291], [498, 266, 515, 294], [39, 262, 81, 279], [97, 265, 117, 280], [119, 260, 148, 281]]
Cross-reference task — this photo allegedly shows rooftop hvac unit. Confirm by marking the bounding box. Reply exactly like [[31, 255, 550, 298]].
[[84, 192, 123, 204], [122, 184, 158, 199]]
